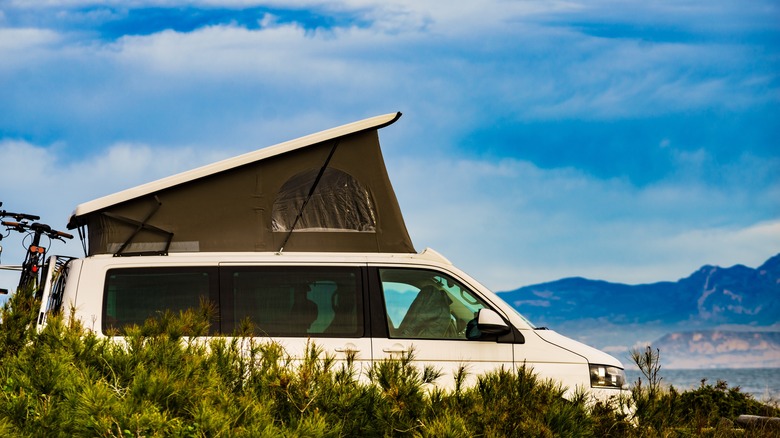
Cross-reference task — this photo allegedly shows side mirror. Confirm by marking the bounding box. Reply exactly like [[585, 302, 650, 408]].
[[466, 308, 511, 339]]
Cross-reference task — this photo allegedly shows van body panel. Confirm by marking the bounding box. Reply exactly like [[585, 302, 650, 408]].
[[41, 249, 627, 398], [512, 330, 587, 364], [371, 338, 514, 387], [255, 336, 374, 380], [533, 329, 623, 368]]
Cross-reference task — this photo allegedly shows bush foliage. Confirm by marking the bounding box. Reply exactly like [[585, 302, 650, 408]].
[[0, 289, 778, 437]]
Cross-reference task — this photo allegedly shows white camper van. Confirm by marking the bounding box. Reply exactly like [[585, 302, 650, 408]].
[[38, 112, 627, 399]]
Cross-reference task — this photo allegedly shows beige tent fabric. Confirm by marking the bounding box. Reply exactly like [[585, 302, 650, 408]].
[[69, 116, 415, 255]]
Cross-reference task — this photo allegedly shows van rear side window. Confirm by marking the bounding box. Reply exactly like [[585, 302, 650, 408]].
[[102, 266, 363, 337], [104, 267, 218, 333]]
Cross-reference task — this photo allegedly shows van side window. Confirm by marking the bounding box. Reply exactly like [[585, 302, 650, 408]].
[[221, 266, 363, 337], [378, 268, 489, 340], [103, 267, 218, 334]]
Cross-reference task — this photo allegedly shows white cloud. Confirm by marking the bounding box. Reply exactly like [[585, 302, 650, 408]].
[[0, 0, 777, 294], [391, 156, 779, 289], [115, 25, 318, 76], [0, 28, 62, 67], [1, 135, 776, 294], [0, 139, 230, 207], [3, 0, 771, 132], [0, 139, 233, 292], [657, 221, 780, 266]]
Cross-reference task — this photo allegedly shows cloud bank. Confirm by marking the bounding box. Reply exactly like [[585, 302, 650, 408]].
[[1, 0, 778, 291]]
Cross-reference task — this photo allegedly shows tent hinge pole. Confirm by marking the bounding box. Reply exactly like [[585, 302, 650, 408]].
[[278, 139, 340, 254], [103, 195, 174, 256]]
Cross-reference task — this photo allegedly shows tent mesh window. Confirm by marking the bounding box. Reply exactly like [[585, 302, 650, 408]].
[[272, 168, 377, 232]]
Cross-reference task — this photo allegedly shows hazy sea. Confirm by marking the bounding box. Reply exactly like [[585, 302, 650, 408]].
[[625, 368, 780, 402]]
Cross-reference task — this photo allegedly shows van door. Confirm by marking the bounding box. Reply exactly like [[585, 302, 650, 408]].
[[37, 255, 75, 327], [368, 267, 515, 388], [219, 265, 373, 377]]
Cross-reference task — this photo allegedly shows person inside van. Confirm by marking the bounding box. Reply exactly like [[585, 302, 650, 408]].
[[290, 284, 318, 333]]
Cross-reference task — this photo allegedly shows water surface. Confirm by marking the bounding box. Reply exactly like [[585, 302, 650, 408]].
[[625, 368, 780, 402]]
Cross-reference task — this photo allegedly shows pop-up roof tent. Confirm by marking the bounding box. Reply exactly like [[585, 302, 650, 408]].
[[67, 112, 415, 256]]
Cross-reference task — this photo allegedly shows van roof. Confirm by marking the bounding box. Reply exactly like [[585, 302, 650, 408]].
[[82, 247, 453, 265]]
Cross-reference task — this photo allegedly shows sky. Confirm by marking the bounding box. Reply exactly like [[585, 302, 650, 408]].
[[0, 0, 778, 293]]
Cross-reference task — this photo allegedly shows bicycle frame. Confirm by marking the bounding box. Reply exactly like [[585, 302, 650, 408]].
[[1, 202, 73, 295]]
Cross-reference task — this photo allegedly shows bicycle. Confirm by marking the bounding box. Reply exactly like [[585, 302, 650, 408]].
[[0, 202, 41, 222], [1, 202, 73, 295]]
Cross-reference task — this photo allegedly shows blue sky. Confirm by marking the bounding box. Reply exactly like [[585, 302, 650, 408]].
[[1, 0, 778, 292]]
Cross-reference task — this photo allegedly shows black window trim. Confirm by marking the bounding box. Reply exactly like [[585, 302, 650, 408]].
[[218, 265, 368, 338], [99, 263, 523, 343], [102, 266, 221, 335], [368, 266, 523, 344]]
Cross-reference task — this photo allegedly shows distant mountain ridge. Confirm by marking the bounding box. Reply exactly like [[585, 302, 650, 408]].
[[498, 253, 780, 368]]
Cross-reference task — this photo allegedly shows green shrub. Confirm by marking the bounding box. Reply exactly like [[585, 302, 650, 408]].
[[677, 379, 780, 436], [0, 285, 39, 357], [0, 294, 778, 437], [628, 346, 780, 438]]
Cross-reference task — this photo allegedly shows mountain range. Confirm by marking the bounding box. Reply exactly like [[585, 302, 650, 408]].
[[498, 253, 780, 369]]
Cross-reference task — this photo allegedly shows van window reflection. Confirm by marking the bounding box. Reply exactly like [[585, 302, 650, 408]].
[[225, 266, 362, 337], [379, 268, 489, 340]]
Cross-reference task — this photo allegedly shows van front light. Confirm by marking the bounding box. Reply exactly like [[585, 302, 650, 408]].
[[589, 364, 626, 389]]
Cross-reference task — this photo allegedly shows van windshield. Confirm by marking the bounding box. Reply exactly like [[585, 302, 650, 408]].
[[505, 305, 537, 329]]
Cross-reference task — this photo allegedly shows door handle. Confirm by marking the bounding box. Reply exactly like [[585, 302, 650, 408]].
[[382, 344, 410, 354], [335, 343, 360, 354]]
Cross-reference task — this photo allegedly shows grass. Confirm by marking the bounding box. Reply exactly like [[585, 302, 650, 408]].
[[0, 288, 778, 437]]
